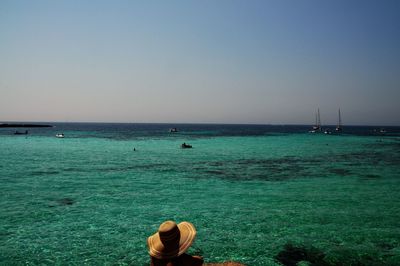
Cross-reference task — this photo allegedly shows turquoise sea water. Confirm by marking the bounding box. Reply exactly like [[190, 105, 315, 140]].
[[1, 124, 400, 265]]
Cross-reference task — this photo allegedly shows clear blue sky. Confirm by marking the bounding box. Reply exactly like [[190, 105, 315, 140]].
[[1, 0, 399, 125]]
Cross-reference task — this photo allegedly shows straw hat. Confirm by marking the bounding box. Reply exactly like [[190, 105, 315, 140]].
[[147, 220, 197, 259]]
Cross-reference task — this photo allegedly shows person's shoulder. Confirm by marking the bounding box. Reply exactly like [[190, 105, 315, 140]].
[[179, 253, 204, 266], [204, 263, 245, 266]]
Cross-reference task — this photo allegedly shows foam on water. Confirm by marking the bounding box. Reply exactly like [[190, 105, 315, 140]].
[[1, 124, 400, 265]]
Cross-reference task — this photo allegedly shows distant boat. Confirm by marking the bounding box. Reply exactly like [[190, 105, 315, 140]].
[[335, 108, 343, 132], [373, 128, 386, 134], [309, 109, 321, 133], [324, 129, 332, 135], [14, 130, 28, 135], [181, 142, 192, 149], [169, 128, 178, 133], [56, 133, 65, 138]]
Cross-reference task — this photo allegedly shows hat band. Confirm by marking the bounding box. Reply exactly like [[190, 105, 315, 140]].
[[159, 230, 180, 242]]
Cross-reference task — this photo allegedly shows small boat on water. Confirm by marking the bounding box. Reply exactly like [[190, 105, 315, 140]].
[[56, 133, 65, 138], [324, 129, 332, 135], [14, 130, 28, 135], [181, 142, 192, 149], [169, 128, 178, 133], [373, 128, 387, 135]]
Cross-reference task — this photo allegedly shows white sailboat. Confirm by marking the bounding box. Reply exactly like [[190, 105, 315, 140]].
[[335, 108, 342, 132], [309, 108, 321, 133]]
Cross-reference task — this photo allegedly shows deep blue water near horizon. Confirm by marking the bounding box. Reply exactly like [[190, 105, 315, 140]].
[[1, 123, 400, 265], [2, 122, 400, 138]]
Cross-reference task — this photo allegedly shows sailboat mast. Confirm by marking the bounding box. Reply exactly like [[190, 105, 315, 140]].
[[315, 112, 318, 127], [310, 108, 322, 133], [336, 108, 343, 132]]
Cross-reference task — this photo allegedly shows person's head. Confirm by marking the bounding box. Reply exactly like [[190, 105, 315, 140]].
[[147, 220, 197, 259]]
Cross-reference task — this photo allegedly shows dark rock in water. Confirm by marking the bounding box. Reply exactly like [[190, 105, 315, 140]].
[[205, 170, 225, 175], [329, 168, 351, 176], [48, 198, 75, 208], [275, 243, 328, 266], [362, 174, 381, 179], [376, 241, 396, 251], [57, 198, 74, 206]]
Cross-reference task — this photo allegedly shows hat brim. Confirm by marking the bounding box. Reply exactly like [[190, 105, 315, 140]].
[[147, 222, 196, 259]]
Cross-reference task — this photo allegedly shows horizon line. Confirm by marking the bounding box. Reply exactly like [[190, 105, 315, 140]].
[[1, 120, 399, 127]]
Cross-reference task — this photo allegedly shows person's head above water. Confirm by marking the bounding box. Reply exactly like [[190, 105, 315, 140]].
[[147, 220, 197, 259]]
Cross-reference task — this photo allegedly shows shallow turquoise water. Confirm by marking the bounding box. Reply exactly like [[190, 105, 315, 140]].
[[1, 126, 400, 265]]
